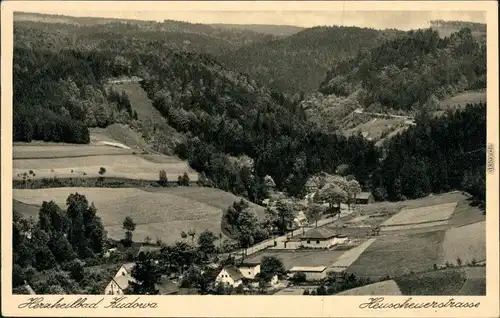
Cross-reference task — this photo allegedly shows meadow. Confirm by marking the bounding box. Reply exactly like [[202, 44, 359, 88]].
[[336, 280, 402, 295], [346, 230, 446, 280], [442, 221, 486, 264], [394, 268, 467, 295], [13, 143, 198, 182], [13, 187, 237, 245]]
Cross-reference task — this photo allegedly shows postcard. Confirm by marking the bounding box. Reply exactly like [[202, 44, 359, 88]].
[[1, 1, 498, 317]]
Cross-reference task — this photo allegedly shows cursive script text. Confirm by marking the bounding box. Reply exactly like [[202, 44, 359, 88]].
[[359, 297, 480, 310]]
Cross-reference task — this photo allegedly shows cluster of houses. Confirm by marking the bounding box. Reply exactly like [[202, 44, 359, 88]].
[[215, 261, 278, 288]]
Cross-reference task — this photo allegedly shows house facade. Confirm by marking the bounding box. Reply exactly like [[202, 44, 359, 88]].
[[215, 265, 244, 287], [238, 262, 261, 279], [301, 227, 348, 249], [289, 266, 328, 281]]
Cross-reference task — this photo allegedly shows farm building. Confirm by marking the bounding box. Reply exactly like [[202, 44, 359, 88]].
[[215, 265, 244, 287], [301, 227, 349, 249], [237, 261, 261, 279], [289, 266, 328, 281], [355, 192, 375, 204]]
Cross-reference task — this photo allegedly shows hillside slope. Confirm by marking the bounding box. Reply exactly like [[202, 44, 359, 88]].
[[219, 26, 403, 94], [319, 28, 486, 112]]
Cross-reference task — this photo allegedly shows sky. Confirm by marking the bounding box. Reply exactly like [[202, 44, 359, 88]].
[[18, 7, 487, 31]]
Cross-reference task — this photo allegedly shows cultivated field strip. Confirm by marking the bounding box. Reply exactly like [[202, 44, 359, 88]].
[[328, 238, 377, 272], [14, 144, 134, 159], [13, 187, 227, 244], [14, 154, 197, 181], [347, 231, 445, 279], [442, 221, 486, 264], [381, 202, 457, 227], [336, 280, 402, 295]]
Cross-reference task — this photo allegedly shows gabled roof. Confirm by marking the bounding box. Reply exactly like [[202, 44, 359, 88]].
[[122, 262, 135, 273], [302, 227, 338, 239], [222, 265, 244, 281], [357, 192, 373, 200], [238, 260, 261, 267], [113, 274, 133, 290]]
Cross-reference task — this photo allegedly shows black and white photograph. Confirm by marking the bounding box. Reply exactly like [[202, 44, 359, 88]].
[[1, 1, 498, 316]]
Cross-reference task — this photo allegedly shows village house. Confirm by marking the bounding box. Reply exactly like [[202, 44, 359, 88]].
[[289, 266, 328, 281], [237, 261, 261, 279], [104, 263, 135, 295], [104, 262, 178, 295], [355, 192, 375, 204], [115, 262, 135, 277], [301, 227, 349, 249], [215, 265, 244, 287]]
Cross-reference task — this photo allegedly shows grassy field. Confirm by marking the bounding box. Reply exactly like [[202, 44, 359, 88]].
[[381, 202, 457, 227], [329, 238, 377, 273], [347, 230, 446, 280], [245, 250, 346, 270], [13, 143, 198, 182], [90, 123, 149, 151], [336, 280, 402, 295], [439, 90, 486, 109], [442, 221, 486, 264], [13, 144, 134, 159], [458, 267, 486, 295], [144, 186, 266, 218], [13, 187, 234, 245], [394, 268, 467, 295]]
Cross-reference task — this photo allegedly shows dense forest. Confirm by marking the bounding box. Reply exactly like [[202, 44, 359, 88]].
[[220, 26, 403, 94], [320, 28, 486, 112], [12, 17, 487, 204]]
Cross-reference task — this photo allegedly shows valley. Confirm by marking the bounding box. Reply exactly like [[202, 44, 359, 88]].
[[11, 11, 487, 297]]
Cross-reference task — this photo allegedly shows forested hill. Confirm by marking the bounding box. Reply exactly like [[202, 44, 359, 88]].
[[13, 20, 380, 201], [14, 14, 277, 56], [218, 26, 404, 94], [319, 28, 486, 112], [13, 18, 486, 205], [210, 23, 304, 36]]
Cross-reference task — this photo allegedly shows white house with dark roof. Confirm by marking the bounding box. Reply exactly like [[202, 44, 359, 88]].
[[301, 227, 349, 249], [215, 265, 244, 287], [104, 262, 178, 295]]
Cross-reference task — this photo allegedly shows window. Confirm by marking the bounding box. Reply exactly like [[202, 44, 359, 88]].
[[316, 240, 320, 244], [248, 271, 251, 275], [307, 240, 311, 244]]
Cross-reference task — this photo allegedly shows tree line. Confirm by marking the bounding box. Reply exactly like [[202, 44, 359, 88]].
[[320, 28, 486, 112]]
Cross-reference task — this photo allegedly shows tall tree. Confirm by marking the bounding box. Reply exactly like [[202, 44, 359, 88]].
[[127, 252, 161, 295]]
